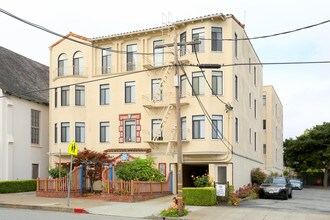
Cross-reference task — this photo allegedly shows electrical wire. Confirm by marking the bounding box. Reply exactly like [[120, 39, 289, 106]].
[[179, 64, 263, 164]]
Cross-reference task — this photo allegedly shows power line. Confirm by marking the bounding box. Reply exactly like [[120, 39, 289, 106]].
[[0, 65, 167, 99]]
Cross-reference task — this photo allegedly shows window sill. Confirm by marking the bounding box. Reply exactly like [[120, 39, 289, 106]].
[[31, 144, 41, 148]]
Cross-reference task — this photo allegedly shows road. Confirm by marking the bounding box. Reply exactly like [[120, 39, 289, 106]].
[[0, 208, 134, 220], [240, 187, 330, 214]]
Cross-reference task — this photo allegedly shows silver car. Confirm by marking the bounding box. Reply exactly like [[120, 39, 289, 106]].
[[289, 179, 303, 190]]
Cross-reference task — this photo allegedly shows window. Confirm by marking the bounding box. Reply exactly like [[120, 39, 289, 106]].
[[212, 115, 223, 139], [125, 81, 135, 103], [73, 51, 83, 75], [211, 27, 222, 51], [254, 99, 257, 118], [249, 93, 252, 108], [249, 58, 251, 73], [126, 44, 137, 71], [55, 88, 58, 108], [61, 122, 70, 143], [192, 115, 205, 139], [75, 122, 85, 143], [262, 95, 266, 106], [153, 40, 164, 67], [235, 117, 239, 142], [192, 72, 205, 96], [58, 53, 68, 76], [212, 71, 223, 95], [31, 110, 40, 144], [217, 166, 227, 183], [263, 120, 266, 129], [100, 84, 109, 105], [181, 117, 186, 140], [254, 66, 257, 86], [249, 128, 252, 144], [32, 164, 39, 179], [100, 121, 109, 142], [102, 48, 111, 74], [152, 119, 163, 140], [54, 123, 57, 143], [152, 79, 162, 101], [192, 28, 205, 52], [263, 144, 266, 154], [75, 85, 85, 106], [234, 33, 238, 58], [180, 75, 187, 97], [234, 75, 238, 100], [180, 32, 186, 56], [125, 120, 136, 142], [254, 132, 257, 151], [61, 86, 70, 106]]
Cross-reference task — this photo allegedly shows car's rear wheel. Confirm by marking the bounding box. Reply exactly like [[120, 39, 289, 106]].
[[288, 190, 292, 198]]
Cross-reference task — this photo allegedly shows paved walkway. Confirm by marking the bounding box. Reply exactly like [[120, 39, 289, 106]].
[[0, 191, 329, 219]]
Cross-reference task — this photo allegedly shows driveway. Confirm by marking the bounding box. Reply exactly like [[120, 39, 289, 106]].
[[240, 188, 330, 214]]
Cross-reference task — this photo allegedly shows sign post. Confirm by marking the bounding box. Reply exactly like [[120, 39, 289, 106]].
[[67, 141, 78, 207]]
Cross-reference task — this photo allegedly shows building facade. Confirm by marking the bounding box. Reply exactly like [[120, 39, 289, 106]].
[[0, 46, 49, 180], [262, 85, 284, 174], [49, 13, 282, 189]]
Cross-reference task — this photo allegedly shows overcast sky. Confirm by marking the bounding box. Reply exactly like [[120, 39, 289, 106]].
[[1, 0, 329, 139]]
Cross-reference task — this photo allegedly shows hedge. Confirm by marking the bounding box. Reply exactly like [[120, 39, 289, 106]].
[[0, 180, 37, 193], [183, 187, 216, 206]]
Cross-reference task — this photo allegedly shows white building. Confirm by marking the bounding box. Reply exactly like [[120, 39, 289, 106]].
[[0, 46, 49, 180]]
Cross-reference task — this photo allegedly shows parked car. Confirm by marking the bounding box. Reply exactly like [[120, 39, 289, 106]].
[[289, 179, 303, 190], [259, 176, 293, 200]]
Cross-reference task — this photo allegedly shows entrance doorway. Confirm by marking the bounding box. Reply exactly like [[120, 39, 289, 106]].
[[182, 164, 208, 187]]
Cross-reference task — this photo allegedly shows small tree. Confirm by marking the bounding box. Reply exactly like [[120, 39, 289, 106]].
[[48, 166, 68, 179], [251, 168, 267, 185], [115, 157, 165, 182], [73, 149, 112, 192]]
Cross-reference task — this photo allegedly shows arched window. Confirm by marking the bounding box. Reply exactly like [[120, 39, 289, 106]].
[[73, 51, 83, 75], [58, 53, 68, 76]]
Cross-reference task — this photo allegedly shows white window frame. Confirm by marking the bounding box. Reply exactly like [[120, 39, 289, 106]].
[[100, 121, 110, 143], [211, 115, 223, 139], [100, 84, 110, 105], [75, 122, 85, 143], [192, 115, 205, 139]]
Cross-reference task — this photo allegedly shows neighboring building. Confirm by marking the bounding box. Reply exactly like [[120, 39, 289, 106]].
[[48, 13, 282, 189], [0, 46, 49, 180], [262, 85, 284, 174]]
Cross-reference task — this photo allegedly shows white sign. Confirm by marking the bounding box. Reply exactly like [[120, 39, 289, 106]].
[[216, 184, 226, 196]]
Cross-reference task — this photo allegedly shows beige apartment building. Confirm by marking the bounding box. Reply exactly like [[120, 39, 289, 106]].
[[262, 86, 284, 173], [48, 13, 283, 189]]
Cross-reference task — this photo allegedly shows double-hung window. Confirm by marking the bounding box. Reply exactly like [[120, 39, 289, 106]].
[[125, 81, 135, 103], [54, 88, 58, 108], [192, 115, 205, 139], [73, 51, 83, 75], [125, 120, 136, 142], [61, 122, 70, 143], [152, 119, 163, 140], [100, 84, 109, 105], [152, 79, 162, 101], [54, 123, 57, 143], [212, 115, 223, 139], [234, 75, 239, 100], [235, 117, 239, 142], [58, 53, 68, 76], [212, 71, 223, 95], [211, 27, 222, 51], [100, 121, 109, 142], [153, 40, 164, 67], [181, 117, 186, 140], [75, 122, 85, 143], [234, 33, 238, 58], [180, 75, 187, 98], [75, 85, 85, 106], [61, 86, 70, 106], [180, 32, 186, 56], [192, 72, 205, 96], [126, 44, 137, 71], [102, 48, 111, 74], [192, 28, 205, 52], [31, 110, 40, 144]]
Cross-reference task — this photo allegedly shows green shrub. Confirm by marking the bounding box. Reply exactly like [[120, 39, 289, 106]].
[[48, 166, 68, 179], [251, 167, 267, 185], [160, 207, 188, 217], [191, 174, 213, 187], [0, 180, 37, 193], [183, 187, 216, 206]]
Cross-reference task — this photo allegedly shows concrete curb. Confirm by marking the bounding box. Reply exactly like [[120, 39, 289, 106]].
[[0, 203, 88, 214]]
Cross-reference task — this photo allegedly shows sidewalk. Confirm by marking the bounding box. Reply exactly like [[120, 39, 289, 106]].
[[0, 191, 329, 219]]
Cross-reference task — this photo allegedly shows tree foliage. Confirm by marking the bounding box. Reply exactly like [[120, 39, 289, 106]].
[[73, 149, 112, 191], [48, 166, 68, 179], [250, 167, 267, 185], [284, 122, 330, 187], [115, 157, 165, 182]]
